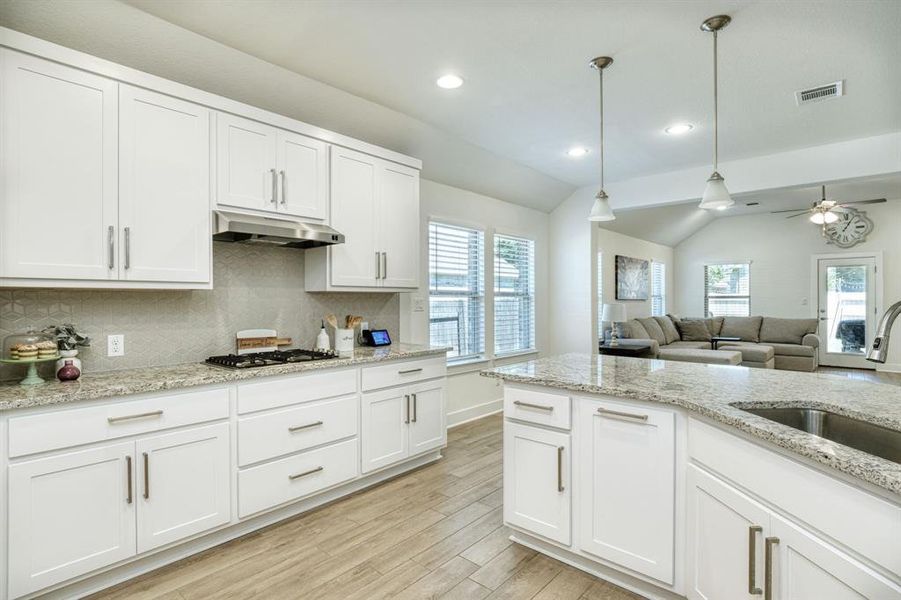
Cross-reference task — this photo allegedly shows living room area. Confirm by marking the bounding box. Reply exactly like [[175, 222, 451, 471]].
[[593, 173, 901, 383]]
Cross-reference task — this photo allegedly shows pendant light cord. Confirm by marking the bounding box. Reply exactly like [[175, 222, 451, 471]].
[[713, 30, 718, 172], [598, 67, 605, 190]]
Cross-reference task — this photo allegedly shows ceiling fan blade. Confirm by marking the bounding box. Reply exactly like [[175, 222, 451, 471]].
[[784, 212, 809, 219], [838, 198, 887, 206], [771, 208, 811, 214]]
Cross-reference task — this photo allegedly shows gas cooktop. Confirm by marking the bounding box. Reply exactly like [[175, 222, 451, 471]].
[[206, 348, 339, 369]]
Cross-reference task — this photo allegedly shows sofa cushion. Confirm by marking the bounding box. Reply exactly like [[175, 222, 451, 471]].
[[720, 316, 763, 342], [759, 317, 818, 345], [718, 342, 775, 362], [666, 340, 713, 350], [764, 342, 816, 358], [637, 317, 668, 346], [624, 319, 650, 340], [674, 319, 713, 342], [658, 348, 742, 365], [654, 316, 681, 344], [681, 316, 724, 336]]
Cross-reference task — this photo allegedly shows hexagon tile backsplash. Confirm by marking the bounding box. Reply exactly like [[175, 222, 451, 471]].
[[0, 243, 399, 379]]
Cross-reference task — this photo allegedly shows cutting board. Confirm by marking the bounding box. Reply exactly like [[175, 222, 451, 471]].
[[236, 329, 292, 355]]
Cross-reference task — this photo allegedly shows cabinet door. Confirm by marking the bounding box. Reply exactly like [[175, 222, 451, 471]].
[[377, 163, 420, 288], [686, 466, 771, 600], [577, 398, 675, 584], [8, 442, 136, 598], [361, 387, 409, 473], [329, 146, 379, 287], [276, 130, 328, 220], [408, 380, 446, 455], [136, 423, 230, 553], [503, 422, 571, 545], [216, 112, 277, 212], [119, 85, 211, 283], [769, 512, 901, 600], [0, 50, 118, 281]]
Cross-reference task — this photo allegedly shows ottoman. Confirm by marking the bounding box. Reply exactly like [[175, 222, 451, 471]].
[[719, 343, 775, 368], [658, 348, 742, 366]]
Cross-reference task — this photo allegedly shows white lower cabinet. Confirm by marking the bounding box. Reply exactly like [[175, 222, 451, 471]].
[[503, 422, 571, 546], [8, 442, 137, 598], [361, 378, 446, 474], [136, 423, 231, 553], [687, 465, 900, 600]]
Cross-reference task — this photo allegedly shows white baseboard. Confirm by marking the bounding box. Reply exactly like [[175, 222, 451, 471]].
[[447, 398, 503, 428], [877, 362, 901, 374]]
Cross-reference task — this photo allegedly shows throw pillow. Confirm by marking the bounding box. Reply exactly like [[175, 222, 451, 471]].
[[675, 319, 712, 342], [637, 317, 668, 346], [625, 319, 650, 340], [654, 316, 681, 344]]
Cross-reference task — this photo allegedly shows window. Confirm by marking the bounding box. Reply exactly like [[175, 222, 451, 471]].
[[651, 262, 666, 316], [597, 251, 604, 339], [494, 234, 535, 355], [429, 222, 485, 361], [704, 263, 750, 316]]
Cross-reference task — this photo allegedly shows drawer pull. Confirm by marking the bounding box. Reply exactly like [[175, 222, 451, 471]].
[[513, 400, 554, 412], [404, 394, 411, 424], [597, 407, 648, 422], [398, 368, 423, 375], [412, 393, 418, 423], [288, 421, 324, 433], [289, 466, 324, 480], [764, 537, 779, 600], [557, 446, 565, 492], [108, 410, 164, 424], [749, 525, 763, 595], [142, 452, 150, 500], [125, 456, 133, 504]]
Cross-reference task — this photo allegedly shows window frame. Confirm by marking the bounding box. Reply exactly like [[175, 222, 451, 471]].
[[493, 232, 536, 357], [704, 261, 751, 317]]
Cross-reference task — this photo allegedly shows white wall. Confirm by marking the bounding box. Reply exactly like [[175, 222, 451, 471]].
[[597, 229, 674, 321], [674, 200, 901, 372], [400, 179, 549, 426]]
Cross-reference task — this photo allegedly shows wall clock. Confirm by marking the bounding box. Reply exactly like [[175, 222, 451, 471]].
[[823, 208, 873, 248]]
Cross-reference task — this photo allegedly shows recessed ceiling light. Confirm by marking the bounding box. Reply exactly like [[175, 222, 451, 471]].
[[664, 123, 694, 135], [567, 147, 590, 158], [436, 74, 464, 89]]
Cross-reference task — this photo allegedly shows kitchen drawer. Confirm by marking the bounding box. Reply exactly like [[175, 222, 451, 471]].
[[689, 418, 901, 576], [237, 394, 358, 466], [236, 368, 357, 414], [361, 357, 446, 392], [238, 437, 358, 518], [8, 387, 229, 458], [504, 386, 571, 430]]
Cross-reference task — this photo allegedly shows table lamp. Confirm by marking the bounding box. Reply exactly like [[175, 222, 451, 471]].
[[601, 303, 627, 347]]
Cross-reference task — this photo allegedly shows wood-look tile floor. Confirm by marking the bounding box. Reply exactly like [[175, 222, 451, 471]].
[[817, 366, 901, 386], [89, 414, 644, 600]]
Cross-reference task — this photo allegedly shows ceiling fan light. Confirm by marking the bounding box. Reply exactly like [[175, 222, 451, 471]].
[[823, 210, 839, 224], [699, 172, 734, 210], [588, 190, 615, 221], [810, 212, 826, 225]]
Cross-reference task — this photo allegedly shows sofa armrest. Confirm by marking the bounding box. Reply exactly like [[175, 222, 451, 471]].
[[802, 333, 820, 348]]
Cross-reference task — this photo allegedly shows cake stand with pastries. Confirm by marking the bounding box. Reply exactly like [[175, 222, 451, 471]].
[[1, 329, 60, 386]]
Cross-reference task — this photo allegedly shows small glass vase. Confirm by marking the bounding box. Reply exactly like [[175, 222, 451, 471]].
[[55, 349, 82, 379]]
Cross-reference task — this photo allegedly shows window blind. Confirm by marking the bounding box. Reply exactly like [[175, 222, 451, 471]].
[[651, 262, 666, 316], [428, 222, 485, 361], [494, 234, 535, 355], [704, 263, 750, 317]]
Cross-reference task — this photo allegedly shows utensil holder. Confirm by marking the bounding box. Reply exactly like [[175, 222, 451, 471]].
[[335, 328, 354, 356]]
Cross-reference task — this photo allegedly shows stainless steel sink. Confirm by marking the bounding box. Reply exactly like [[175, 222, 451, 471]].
[[739, 407, 901, 464]]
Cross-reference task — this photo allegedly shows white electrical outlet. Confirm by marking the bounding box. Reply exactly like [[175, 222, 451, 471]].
[[107, 334, 125, 357]]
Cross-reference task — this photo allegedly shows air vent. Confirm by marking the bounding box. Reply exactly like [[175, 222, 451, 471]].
[[795, 81, 843, 106]]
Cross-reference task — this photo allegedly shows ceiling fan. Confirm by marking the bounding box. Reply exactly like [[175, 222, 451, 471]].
[[771, 185, 886, 224]]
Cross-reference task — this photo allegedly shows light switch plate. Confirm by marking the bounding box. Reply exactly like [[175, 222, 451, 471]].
[[412, 296, 426, 313], [107, 334, 124, 357]]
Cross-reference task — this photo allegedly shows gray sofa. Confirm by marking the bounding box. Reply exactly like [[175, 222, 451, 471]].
[[620, 315, 820, 372]]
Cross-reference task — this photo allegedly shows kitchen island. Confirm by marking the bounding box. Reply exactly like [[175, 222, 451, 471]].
[[482, 353, 901, 600]]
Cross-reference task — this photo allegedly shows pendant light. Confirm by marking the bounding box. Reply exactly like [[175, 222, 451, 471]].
[[699, 15, 734, 211], [588, 56, 615, 221]]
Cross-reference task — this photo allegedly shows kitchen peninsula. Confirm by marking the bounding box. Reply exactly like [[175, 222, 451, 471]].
[[482, 353, 901, 600]]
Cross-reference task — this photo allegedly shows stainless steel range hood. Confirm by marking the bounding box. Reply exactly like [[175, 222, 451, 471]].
[[213, 210, 344, 249]]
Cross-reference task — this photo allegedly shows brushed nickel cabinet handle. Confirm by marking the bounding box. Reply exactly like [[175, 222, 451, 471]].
[[597, 407, 649, 422], [749, 525, 763, 595], [124, 226, 131, 270], [557, 446, 565, 492], [288, 466, 323, 480], [279, 169, 286, 205], [514, 400, 554, 412], [270, 168, 278, 205], [108, 410, 163, 424], [125, 455, 133, 504], [399, 368, 423, 375], [376, 251, 381, 279], [107, 225, 115, 270], [412, 393, 417, 423], [288, 420, 323, 432], [381, 252, 387, 279], [764, 536, 779, 600], [404, 394, 410, 424], [142, 452, 150, 500]]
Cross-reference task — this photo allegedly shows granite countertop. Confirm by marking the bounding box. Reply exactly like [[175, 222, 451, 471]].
[[482, 353, 901, 496], [0, 343, 449, 412]]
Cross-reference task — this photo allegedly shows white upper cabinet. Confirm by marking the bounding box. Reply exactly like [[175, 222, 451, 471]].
[[277, 129, 328, 220], [306, 146, 420, 291], [119, 85, 211, 283], [216, 112, 328, 221], [0, 49, 118, 281]]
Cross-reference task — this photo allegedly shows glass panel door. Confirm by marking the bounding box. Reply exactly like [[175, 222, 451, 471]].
[[817, 257, 876, 369]]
